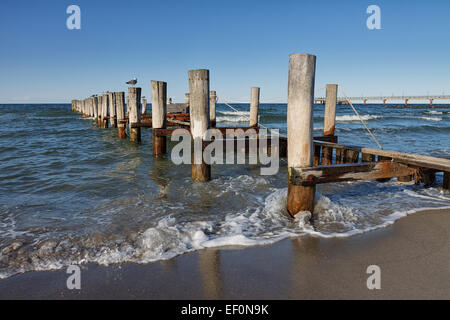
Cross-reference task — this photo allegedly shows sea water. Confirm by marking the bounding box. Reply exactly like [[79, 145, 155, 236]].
[[0, 103, 449, 278]]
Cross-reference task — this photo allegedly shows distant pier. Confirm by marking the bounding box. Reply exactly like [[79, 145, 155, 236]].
[[315, 94, 450, 106]]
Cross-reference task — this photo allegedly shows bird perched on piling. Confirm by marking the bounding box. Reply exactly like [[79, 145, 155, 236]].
[[126, 77, 137, 86]]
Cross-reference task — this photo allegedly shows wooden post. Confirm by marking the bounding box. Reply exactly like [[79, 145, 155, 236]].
[[189, 69, 211, 181], [287, 53, 316, 217], [345, 150, 360, 163], [115, 92, 127, 139], [377, 155, 392, 182], [142, 97, 147, 115], [108, 92, 117, 128], [96, 96, 102, 126], [185, 93, 190, 113], [314, 145, 321, 166], [128, 87, 142, 143], [93, 96, 99, 125], [443, 172, 450, 190], [321, 84, 338, 165], [421, 169, 436, 187], [151, 81, 167, 156], [101, 94, 109, 128], [82, 99, 87, 116], [362, 153, 375, 162], [250, 87, 260, 127], [88, 98, 93, 117], [210, 90, 217, 128]]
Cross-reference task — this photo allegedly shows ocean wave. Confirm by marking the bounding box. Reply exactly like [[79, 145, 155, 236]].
[[336, 115, 382, 122], [426, 110, 443, 115], [419, 116, 442, 121], [1, 175, 449, 279], [218, 111, 250, 116], [216, 116, 250, 123]]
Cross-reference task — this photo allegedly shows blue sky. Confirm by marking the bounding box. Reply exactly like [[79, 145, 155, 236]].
[[0, 0, 449, 103]]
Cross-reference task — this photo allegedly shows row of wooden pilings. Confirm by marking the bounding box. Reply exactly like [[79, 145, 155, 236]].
[[68, 55, 350, 218], [71, 71, 262, 184], [71, 53, 450, 220]]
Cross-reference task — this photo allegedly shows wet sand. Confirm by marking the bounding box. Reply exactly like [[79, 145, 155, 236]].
[[1, 208, 449, 299]]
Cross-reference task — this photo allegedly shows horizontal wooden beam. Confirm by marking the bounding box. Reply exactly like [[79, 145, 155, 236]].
[[314, 141, 450, 172], [290, 161, 418, 186], [153, 126, 261, 137]]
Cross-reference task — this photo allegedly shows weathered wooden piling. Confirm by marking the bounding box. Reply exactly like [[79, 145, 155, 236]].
[[93, 96, 99, 125], [287, 53, 316, 217], [82, 99, 87, 116], [142, 97, 147, 115], [250, 87, 260, 128], [189, 69, 211, 181], [115, 92, 127, 139], [108, 92, 117, 128], [101, 94, 109, 128], [210, 90, 217, 128], [321, 84, 338, 165], [97, 96, 103, 127], [128, 87, 142, 143], [87, 98, 93, 117], [151, 81, 167, 156]]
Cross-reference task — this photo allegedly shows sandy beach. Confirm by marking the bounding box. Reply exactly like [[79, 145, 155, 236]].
[[0, 207, 449, 300]]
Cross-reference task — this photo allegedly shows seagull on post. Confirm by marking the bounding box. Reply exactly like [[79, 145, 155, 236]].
[[126, 77, 137, 86]]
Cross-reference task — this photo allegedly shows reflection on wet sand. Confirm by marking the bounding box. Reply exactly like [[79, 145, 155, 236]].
[[198, 249, 223, 299]]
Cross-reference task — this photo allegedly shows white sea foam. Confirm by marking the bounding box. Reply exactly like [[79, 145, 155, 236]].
[[427, 110, 443, 115], [216, 110, 251, 123], [219, 111, 250, 116], [336, 115, 382, 122], [216, 115, 250, 123], [419, 116, 442, 121]]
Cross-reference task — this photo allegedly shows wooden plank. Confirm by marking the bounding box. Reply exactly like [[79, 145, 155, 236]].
[[153, 126, 261, 137], [167, 119, 190, 126], [314, 141, 450, 172], [130, 122, 152, 128], [314, 135, 338, 143], [290, 162, 418, 186], [167, 103, 188, 113]]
